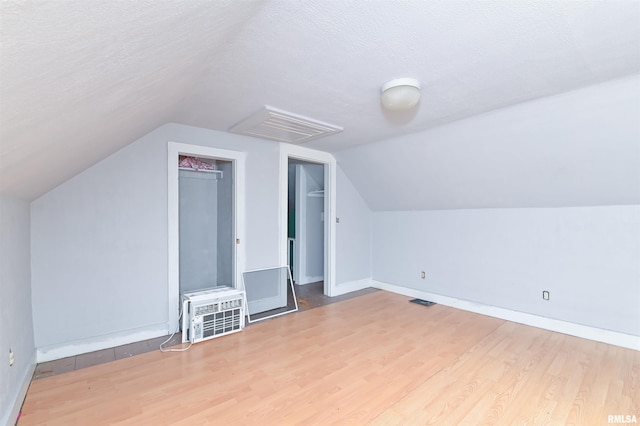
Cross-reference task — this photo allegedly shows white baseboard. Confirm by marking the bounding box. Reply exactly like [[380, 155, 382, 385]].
[[372, 280, 640, 351], [3, 350, 36, 426], [296, 275, 324, 285], [332, 278, 373, 297], [36, 323, 170, 363]]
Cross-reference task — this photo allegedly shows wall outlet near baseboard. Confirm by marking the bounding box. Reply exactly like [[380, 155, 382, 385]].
[[9, 348, 14, 366], [543, 290, 550, 301], [420, 271, 426, 279]]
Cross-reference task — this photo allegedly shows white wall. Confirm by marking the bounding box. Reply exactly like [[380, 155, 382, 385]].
[[373, 206, 640, 336], [0, 195, 35, 426], [31, 123, 281, 358], [31, 126, 169, 351], [336, 75, 640, 211], [335, 75, 640, 342], [178, 169, 219, 293], [294, 163, 324, 284], [304, 170, 324, 280], [335, 166, 371, 284], [217, 161, 234, 287]]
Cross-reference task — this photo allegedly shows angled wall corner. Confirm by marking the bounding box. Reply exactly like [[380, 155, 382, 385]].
[[0, 196, 35, 426]]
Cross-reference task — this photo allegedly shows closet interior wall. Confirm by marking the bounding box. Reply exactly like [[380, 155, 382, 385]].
[[178, 158, 233, 295]]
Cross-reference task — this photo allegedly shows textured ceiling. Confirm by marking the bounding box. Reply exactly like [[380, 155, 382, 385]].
[[1, 0, 639, 200], [336, 75, 640, 211]]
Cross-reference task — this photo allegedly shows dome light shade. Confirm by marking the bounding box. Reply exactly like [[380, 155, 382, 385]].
[[380, 78, 421, 111]]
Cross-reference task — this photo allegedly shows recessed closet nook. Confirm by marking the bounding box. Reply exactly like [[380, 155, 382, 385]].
[[178, 155, 234, 295]]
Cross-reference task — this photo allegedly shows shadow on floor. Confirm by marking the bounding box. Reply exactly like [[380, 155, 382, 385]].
[[34, 283, 377, 380], [249, 280, 378, 321]]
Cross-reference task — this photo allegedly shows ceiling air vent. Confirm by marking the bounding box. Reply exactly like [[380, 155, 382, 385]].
[[229, 106, 342, 144]]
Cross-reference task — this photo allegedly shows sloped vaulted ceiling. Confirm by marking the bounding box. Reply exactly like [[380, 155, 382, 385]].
[[1, 0, 639, 204], [0, 0, 264, 199]]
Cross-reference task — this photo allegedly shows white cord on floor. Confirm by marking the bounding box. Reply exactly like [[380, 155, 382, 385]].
[[159, 333, 192, 352], [159, 305, 193, 352]]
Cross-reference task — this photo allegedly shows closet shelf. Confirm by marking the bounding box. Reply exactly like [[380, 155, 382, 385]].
[[179, 167, 223, 180], [179, 167, 222, 174], [307, 190, 324, 197]]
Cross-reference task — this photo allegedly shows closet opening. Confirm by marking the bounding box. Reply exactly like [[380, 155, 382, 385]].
[[178, 155, 233, 295], [167, 143, 246, 333]]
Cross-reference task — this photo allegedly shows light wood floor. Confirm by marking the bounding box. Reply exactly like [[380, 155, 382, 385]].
[[20, 291, 639, 425]]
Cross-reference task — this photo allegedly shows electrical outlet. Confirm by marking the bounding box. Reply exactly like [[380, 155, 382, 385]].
[[421, 271, 426, 279], [9, 349, 14, 367], [543, 291, 549, 301]]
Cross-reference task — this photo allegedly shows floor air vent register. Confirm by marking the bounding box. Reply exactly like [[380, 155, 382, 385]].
[[181, 287, 245, 344]]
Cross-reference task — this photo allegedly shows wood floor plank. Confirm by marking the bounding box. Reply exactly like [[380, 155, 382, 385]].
[[20, 291, 640, 425]]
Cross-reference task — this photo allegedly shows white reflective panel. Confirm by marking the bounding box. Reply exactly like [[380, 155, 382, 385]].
[[243, 266, 298, 323]]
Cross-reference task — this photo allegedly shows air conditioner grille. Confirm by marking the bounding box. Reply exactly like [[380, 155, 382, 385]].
[[229, 106, 342, 144], [202, 309, 242, 338], [181, 287, 245, 344]]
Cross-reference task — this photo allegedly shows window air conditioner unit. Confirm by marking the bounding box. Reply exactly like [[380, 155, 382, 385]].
[[181, 287, 245, 344]]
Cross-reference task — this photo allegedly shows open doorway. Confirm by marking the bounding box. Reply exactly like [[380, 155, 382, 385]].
[[279, 145, 336, 298], [288, 159, 325, 290]]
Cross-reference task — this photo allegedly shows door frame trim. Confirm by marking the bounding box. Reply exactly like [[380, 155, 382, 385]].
[[279, 145, 336, 296], [167, 142, 246, 331]]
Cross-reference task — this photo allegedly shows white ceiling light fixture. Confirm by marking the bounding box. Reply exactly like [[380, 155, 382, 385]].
[[380, 78, 421, 111]]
